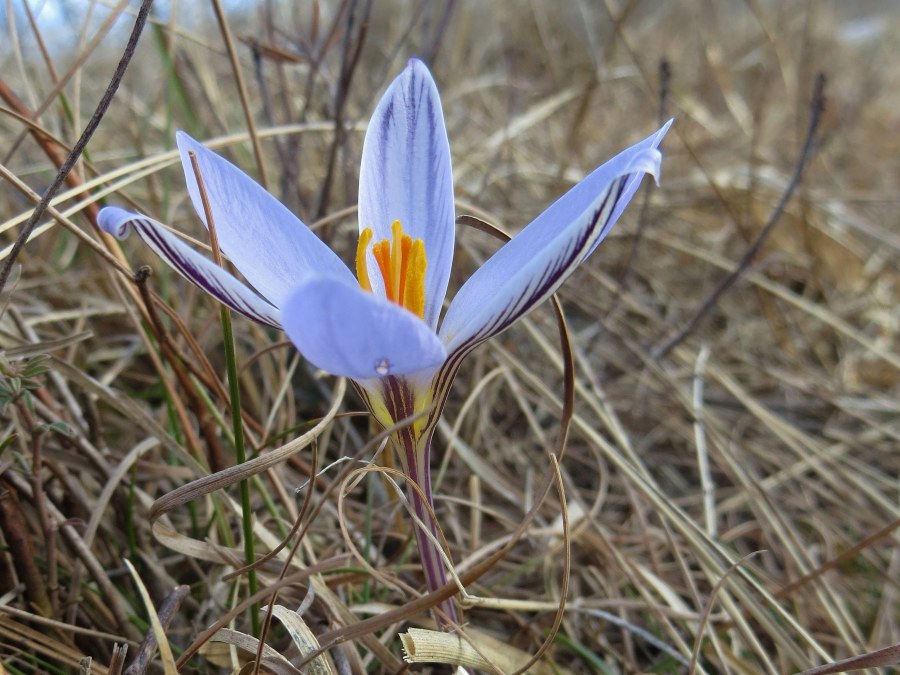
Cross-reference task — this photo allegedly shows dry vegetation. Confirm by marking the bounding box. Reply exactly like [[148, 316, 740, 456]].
[[1, 1, 898, 673]]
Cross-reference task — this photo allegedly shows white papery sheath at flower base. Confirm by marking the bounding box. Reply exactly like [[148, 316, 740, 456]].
[[99, 57, 671, 628]]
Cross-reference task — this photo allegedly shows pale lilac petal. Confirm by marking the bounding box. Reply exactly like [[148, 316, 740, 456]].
[[99, 206, 281, 328], [358, 59, 455, 330], [282, 278, 447, 380], [440, 120, 672, 355], [177, 132, 354, 307]]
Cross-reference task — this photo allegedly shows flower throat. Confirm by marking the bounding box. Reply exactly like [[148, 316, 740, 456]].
[[356, 220, 427, 319]]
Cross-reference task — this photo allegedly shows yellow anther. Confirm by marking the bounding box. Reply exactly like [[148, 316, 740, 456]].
[[398, 235, 412, 306], [356, 227, 373, 292], [356, 220, 427, 319], [405, 239, 426, 318]]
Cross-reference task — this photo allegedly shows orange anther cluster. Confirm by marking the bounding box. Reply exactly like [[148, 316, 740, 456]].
[[356, 220, 426, 319]]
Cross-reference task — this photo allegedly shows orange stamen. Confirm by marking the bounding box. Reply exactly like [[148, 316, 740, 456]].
[[373, 241, 393, 302], [355, 220, 428, 319]]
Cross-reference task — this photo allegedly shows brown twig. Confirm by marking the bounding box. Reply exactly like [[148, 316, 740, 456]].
[[247, 38, 294, 203], [251, 439, 321, 675], [618, 58, 672, 286], [285, 0, 352, 213], [652, 73, 827, 359], [795, 642, 900, 675], [0, 83, 100, 225], [3, 470, 141, 640], [123, 585, 190, 675], [141, 290, 269, 440], [1, 0, 132, 166], [108, 643, 129, 675], [420, 0, 457, 64], [774, 516, 900, 601], [313, 0, 370, 219], [0, 0, 154, 295], [0, 478, 53, 617], [211, 0, 270, 189], [133, 267, 227, 472], [16, 398, 60, 618], [510, 297, 575, 675]]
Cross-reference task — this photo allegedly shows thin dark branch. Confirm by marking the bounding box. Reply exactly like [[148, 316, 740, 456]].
[[211, 0, 269, 189], [0, 0, 154, 295], [314, 0, 371, 219], [420, 0, 457, 64], [795, 642, 900, 675], [133, 267, 228, 472], [652, 72, 827, 360], [123, 585, 190, 675], [618, 58, 671, 285], [0, 479, 53, 617], [286, 0, 353, 214], [247, 39, 295, 207]]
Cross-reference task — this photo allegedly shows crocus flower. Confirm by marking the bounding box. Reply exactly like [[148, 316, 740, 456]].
[[99, 58, 670, 627]]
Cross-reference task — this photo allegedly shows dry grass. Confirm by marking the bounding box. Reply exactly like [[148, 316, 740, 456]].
[[1, 1, 898, 673]]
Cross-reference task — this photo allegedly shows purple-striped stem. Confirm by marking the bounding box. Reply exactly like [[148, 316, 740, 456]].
[[362, 374, 460, 628], [391, 429, 459, 627]]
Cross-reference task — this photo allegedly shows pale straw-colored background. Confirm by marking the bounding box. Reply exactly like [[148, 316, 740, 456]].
[[1, 2, 897, 672]]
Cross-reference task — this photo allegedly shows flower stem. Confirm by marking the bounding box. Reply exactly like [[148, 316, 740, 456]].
[[396, 435, 459, 628], [189, 149, 259, 635], [219, 305, 259, 636]]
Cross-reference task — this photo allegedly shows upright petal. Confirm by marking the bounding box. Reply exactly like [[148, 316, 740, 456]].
[[177, 132, 354, 307], [281, 277, 447, 380], [440, 120, 672, 356], [99, 206, 282, 328], [358, 59, 455, 330]]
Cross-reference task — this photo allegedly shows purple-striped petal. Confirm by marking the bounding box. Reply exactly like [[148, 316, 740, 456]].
[[281, 277, 447, 380], [358, 59, 455, 330], [439, 120, 672, 355], [177, 132, 354, 307], [99, 206, 282, 328]]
